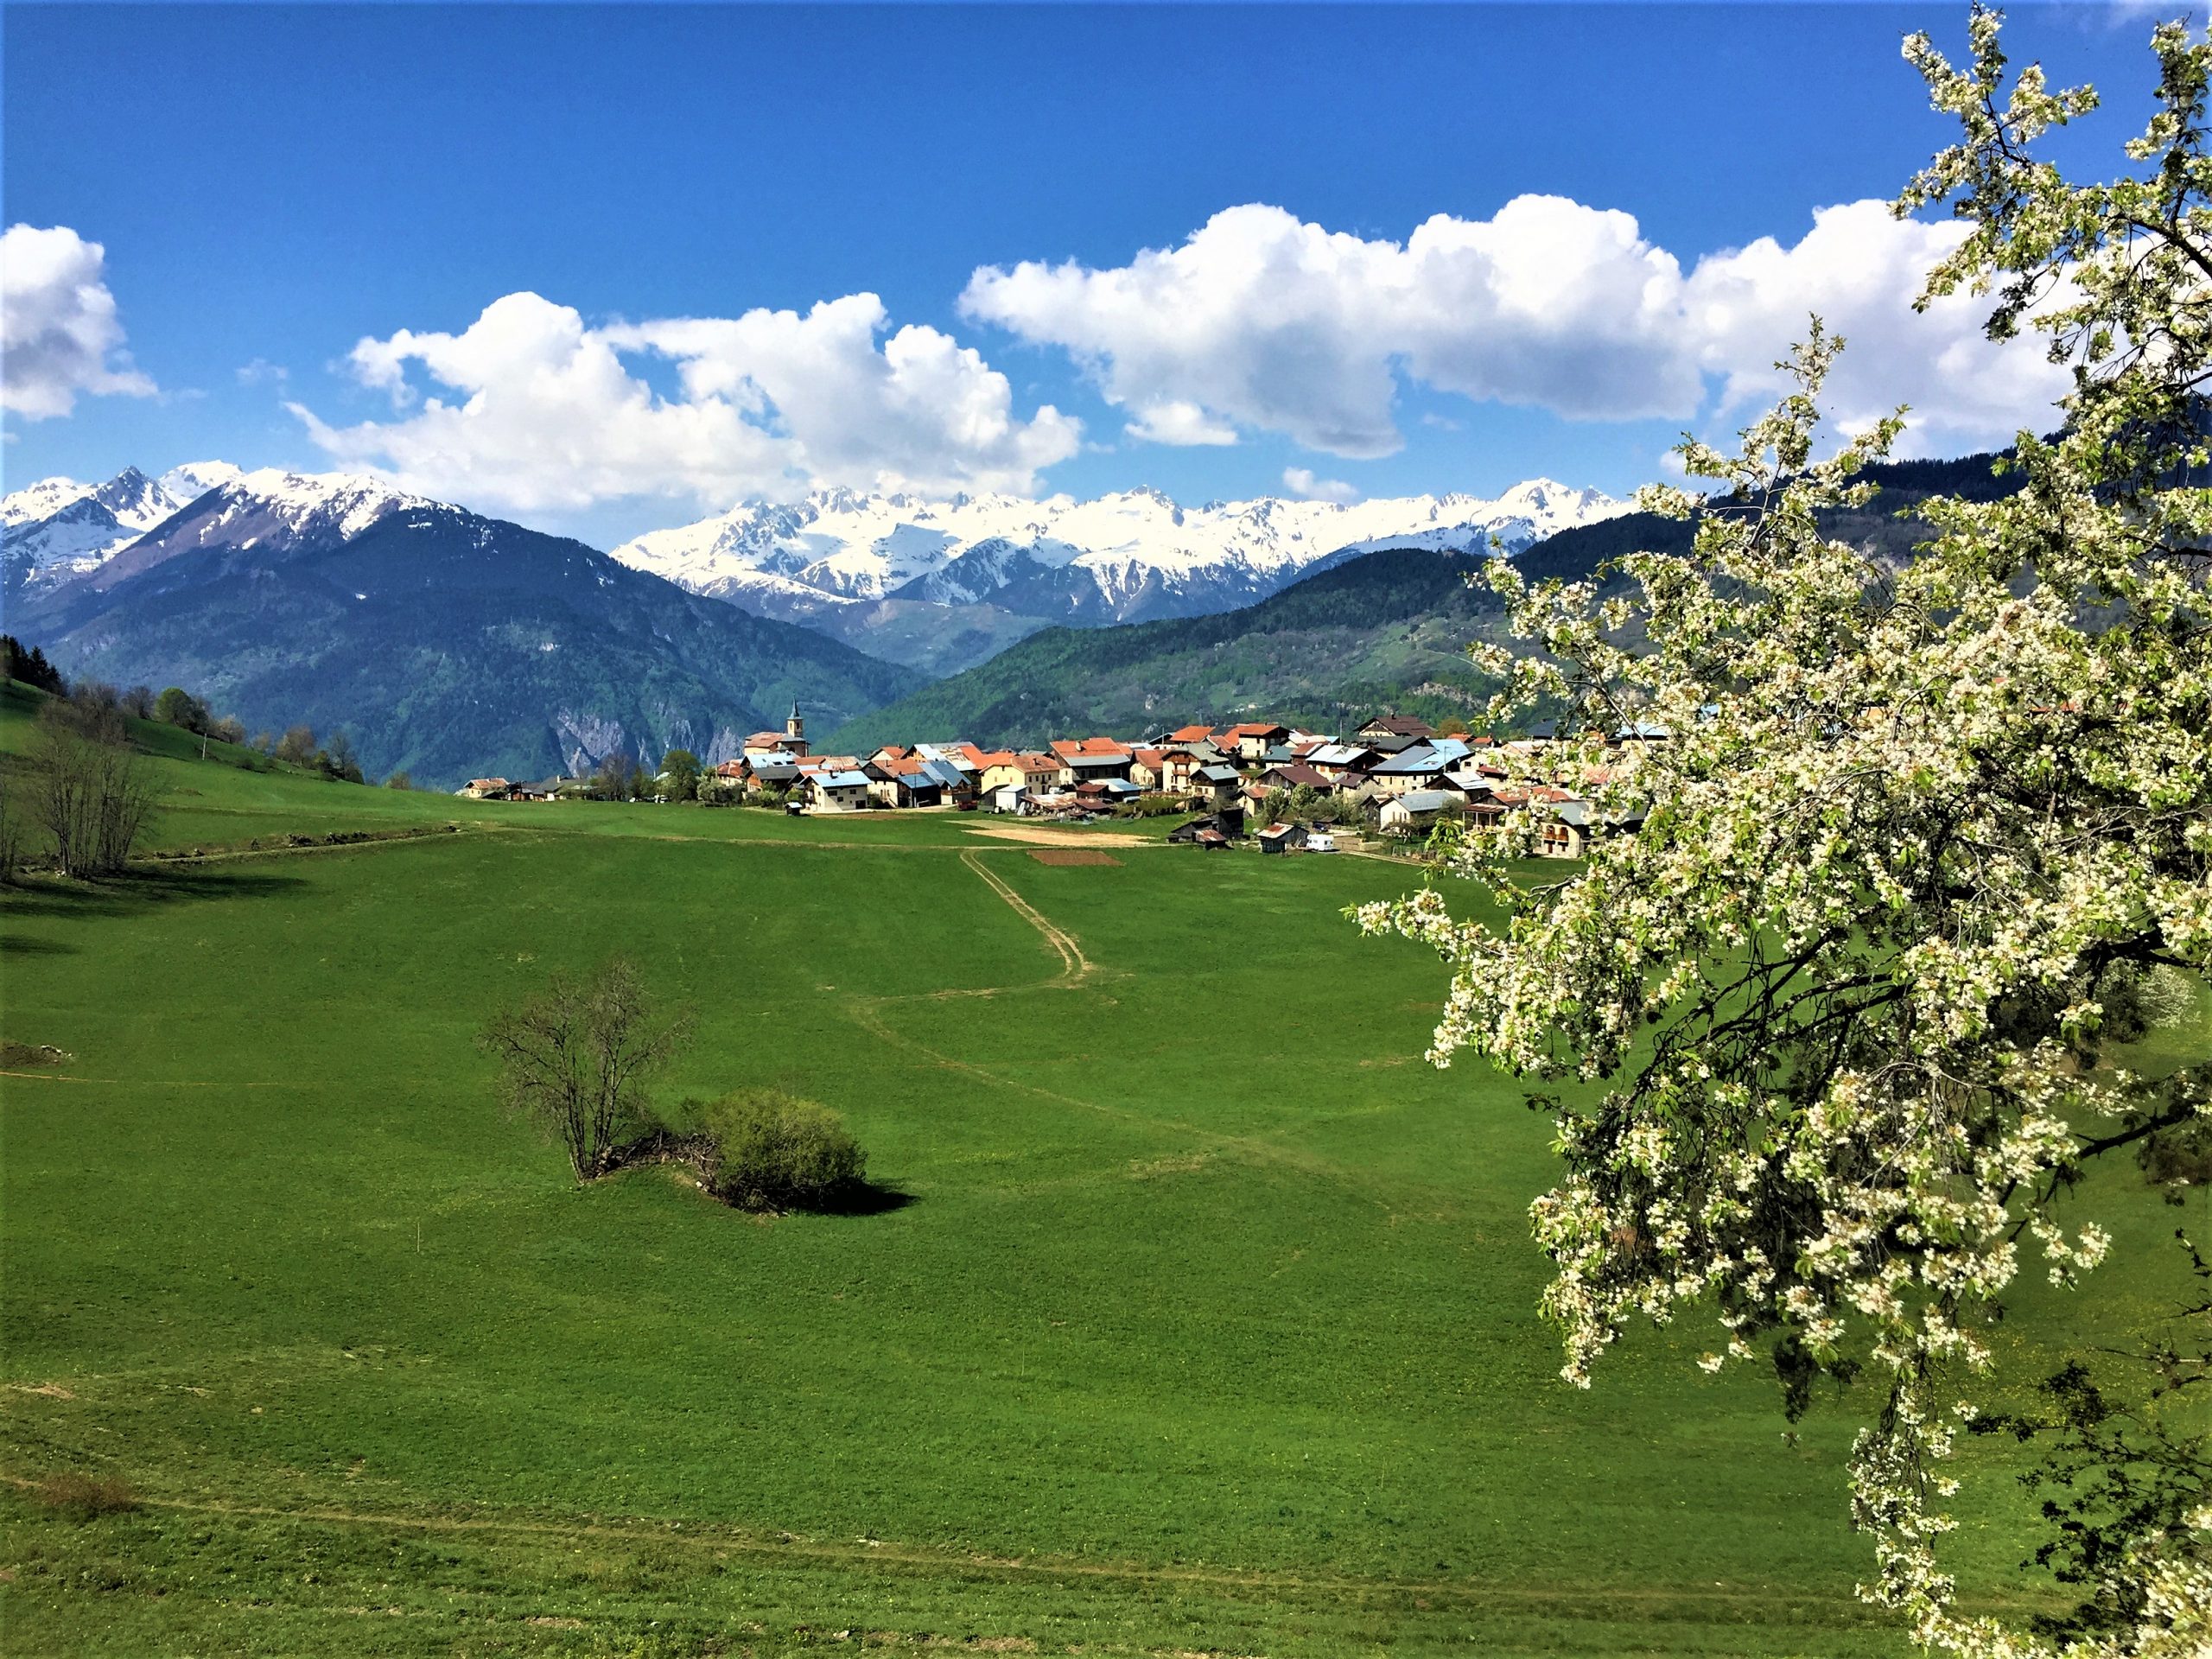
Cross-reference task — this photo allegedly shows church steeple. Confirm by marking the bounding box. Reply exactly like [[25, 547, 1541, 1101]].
[[785, 701, 806, 756]]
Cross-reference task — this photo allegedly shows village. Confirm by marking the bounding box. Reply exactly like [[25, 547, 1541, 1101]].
[[462, 703, 1658, 857]]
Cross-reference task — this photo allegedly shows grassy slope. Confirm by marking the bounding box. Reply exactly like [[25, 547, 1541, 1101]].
[[2, 686, 2200, 1657]]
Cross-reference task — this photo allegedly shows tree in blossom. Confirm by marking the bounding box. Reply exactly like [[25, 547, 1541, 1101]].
[[1358, 10, 2209, 1655]]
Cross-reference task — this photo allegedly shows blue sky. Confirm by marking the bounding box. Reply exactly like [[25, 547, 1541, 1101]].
[[2, 3, 2178, 543]]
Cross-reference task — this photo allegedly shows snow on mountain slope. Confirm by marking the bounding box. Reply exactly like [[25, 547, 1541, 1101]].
[[1, 465, 243, 589], [79, 468, 438, 594], [610, 480, 1627, 639], [3, 476, 94, 527], [157, 460, 244, 505]]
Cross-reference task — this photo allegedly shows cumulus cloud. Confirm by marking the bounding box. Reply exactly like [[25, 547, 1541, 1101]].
[[1, 224, 156, 420], [1282, 467, 1359, 505], [961, 198, 2070, 459], [293, 289, 1082, 513]]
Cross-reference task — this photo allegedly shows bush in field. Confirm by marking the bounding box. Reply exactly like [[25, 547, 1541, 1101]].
[[1117, 792, 1185, 818], [35, 1472, 139, 1520], [695, 773, 743, 806], [697, 1088, 864, 1211]]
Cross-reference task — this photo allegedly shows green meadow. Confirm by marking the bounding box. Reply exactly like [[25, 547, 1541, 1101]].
[[3, 690, 2201, 1657]]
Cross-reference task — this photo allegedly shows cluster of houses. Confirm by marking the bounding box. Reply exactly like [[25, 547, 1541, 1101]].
[[461, 705, 1654, 857]]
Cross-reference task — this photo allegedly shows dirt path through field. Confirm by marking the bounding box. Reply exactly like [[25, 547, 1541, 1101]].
[[957, 849, 1092, 982]]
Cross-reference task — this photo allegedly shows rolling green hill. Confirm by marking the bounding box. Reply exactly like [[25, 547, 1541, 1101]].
[[3, 679, 2201, 1656]]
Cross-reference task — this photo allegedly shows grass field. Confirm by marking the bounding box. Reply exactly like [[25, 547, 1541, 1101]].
[[3, 690, 2203, 1656]]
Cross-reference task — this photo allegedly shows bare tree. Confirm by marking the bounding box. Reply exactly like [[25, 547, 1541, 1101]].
[[29, 701, 160, 877], [274, 725, 316, 766], [477, 957, 691, 1181]]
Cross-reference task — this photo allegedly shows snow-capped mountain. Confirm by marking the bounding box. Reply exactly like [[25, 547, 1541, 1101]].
[[73, 468, 441, 595], [10, 467, 920, 788], [610, 480, 1626, 667], [2, 461, 243, 592]]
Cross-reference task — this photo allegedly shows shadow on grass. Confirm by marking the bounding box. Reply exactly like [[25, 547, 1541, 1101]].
[[0, 866, 308, 925], [807, 1179, 918, 1217]]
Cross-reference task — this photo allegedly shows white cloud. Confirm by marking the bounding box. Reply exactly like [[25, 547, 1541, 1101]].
[[1282, 466, 1359, 505], [0, 224, 156, 421], [960, 197, 2070, 459], [292, 289, 1082, 513], [1128, 398, 1238, 446]]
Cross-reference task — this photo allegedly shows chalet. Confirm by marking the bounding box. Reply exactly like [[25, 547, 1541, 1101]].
[[1357, 714, 1435, 742], [511, 779, 564, 802], [916, 741, 984, 789], [802, 767, 872, 813], [747, 758, 802, 791], [1305, 743, 1379, 784], [1050, 737, 1135, 785], [1128, 748, 1167, 791], [1217, 721, 1292, 762], [1262, 762, 1334, 792], [463, 778, 512, 800], [1192, 763, 1243, 810], [1370, 745, 1454, 795], [1257, 822, 1307, 855], [1379, 789, 1459, 834]]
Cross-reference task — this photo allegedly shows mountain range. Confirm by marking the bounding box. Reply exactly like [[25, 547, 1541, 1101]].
[[6, 469, 921, 787], [821, 448, 2025, 752], [2, 461, 242, 594], [609, 480, 1627, 674]]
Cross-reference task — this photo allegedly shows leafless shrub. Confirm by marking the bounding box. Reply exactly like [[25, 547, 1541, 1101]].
[[30, 701, 161, 877]]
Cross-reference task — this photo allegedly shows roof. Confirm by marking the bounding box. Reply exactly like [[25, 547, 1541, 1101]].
[[1050, 736, 1133, 760], [918, 756, 969, 790], [1265, 764, 1333, 788], [1373, 747, 1447, 774], [1388, 790, 1454, 813], [1257, 822, 1303, 839], [1360, 715, 1434, 737], [1168, 723, 1215, 742], [1194, 764, 1241, 783], [1306, 743, 1373, 768], [1221, 721, 1290, 739], [468, 778, 510, 789], [811, 769, 870, 790], [748, 760, 800, 781], [744, 732, 788, 747]]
